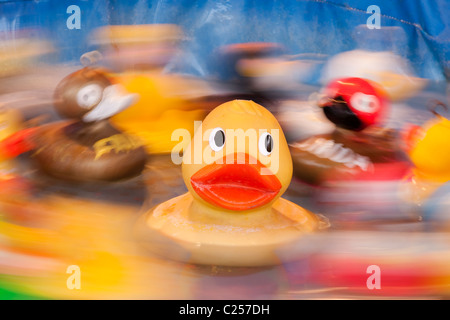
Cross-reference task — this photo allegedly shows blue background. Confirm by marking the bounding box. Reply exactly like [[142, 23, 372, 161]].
[[0, 0, 449, 83]]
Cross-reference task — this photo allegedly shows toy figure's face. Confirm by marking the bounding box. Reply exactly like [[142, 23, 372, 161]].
[[181, 100, 292, 211], [54, 68, 138, 123], [318, 77, 389, 131]]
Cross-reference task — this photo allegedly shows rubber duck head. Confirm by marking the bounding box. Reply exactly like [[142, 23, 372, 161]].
[[54, 68, 138, 123], [181, 100, 292, 212], [318, 77, 389, 131]]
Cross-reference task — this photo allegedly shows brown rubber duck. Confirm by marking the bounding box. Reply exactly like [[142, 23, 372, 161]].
[[31, 68, 148, 182]]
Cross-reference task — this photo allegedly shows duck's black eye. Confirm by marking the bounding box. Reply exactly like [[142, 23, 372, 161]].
[[209, 127, 225, 151], [259, 132, 273, 156]]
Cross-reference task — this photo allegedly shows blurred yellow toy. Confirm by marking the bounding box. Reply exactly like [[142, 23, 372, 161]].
[[90, 24, 183, 72], [137, 100, 326, 267], [0, 196, 188, 299], [109, 73, 209, 154], [90, 24, 211, 155], [403, 101, 450, 202]]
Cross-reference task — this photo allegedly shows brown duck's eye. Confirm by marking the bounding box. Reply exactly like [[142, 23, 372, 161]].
[[209, 127, 225, 151], [77, 83, 103, 109], [259, 132, 273, 156]]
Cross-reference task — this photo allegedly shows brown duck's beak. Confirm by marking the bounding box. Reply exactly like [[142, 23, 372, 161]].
[[82, 84, 139, 122]]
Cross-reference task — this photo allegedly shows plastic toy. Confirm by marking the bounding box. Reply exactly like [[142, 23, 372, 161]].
[[89, 24, 184, 72], [210, 42, 319, 104], [404, 102, 450, 184], [289, 77, 411, 220], [291, 77, 410, 184], [30, 67, 148, 182], [88, 24, 211, 155], [402, 101, 450, 208], [109, 73, 209, 155], [321, 25, 427, 103], [136, 100, 326, 267], [211, 42, 285, 99]]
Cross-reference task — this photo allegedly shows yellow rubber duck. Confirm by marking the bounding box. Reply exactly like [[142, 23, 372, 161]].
[[109, 72, 209, 154], [89, 24, 210, 155], [136, 100, 326, 267], [403, 102, 450, 203]]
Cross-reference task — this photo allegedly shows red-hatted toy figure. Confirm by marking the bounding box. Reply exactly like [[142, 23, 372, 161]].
[[290, 77, 412, 222]]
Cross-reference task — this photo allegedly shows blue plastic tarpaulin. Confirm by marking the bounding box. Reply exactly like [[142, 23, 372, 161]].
[[0, 0, 448, 83]]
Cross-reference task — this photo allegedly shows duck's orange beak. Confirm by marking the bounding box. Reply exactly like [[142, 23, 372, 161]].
[[190, 153, 282, 211]]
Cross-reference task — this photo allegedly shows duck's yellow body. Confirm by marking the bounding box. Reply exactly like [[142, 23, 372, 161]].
[[409, 116, 450, 183], [110, 72, 209, 154], [402, 113, 450, 204]]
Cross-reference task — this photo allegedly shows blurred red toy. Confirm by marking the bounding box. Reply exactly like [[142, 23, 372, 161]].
[[290, 77, 412, 221], [318, 77, 389, 131]]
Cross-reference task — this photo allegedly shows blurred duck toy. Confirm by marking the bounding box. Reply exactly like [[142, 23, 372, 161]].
[[89, 24, 212, 155], [321, 50, 427, 102], [30, 67, 148, 182], [290, 78, 412, 220], [136, 100, 327, 267], [211, 42, 285, 103], [108, 73, 210, 155], [402, 102, 450, 221], [321, 26, 427, 103], [89, 24, 183, 73], [404, 102, 450, 186], [211, 42, 322, 106]]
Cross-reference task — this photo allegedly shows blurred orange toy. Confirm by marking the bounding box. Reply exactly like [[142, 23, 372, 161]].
[[136, 100, 327, 267], [0, 107, 28, 163], [0, 107, 36, 195], [89, 24, 212, 155]]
